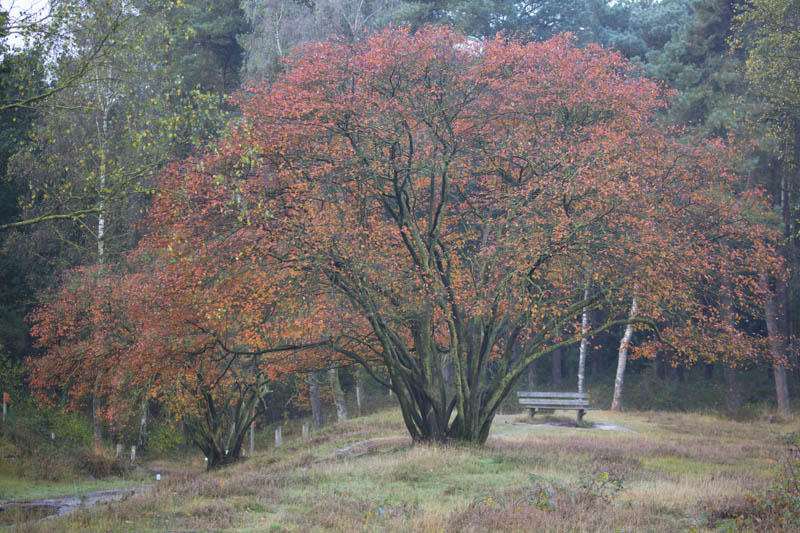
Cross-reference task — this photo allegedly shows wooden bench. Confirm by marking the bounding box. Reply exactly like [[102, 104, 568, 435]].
[[517, 391, 592, 427]]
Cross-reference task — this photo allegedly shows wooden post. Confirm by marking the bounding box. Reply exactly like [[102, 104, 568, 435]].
[[355, 371, 363, 417], [130, 445, 136, 463], [302, 422, 309, 439], [51, 432, 56, 441], [115, 443, 122, 456], [250, 420, 255, 458], [2, 392, 8, 422], [275, 427, 282, 447]]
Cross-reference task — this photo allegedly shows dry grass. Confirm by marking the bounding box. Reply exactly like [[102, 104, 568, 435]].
[[9, 408, 798, 532]]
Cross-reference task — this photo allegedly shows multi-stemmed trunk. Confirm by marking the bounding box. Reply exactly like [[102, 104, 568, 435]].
[[184, 378, 268, 470], [341, 291, 636, 445]]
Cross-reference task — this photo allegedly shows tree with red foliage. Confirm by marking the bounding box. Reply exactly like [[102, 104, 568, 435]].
[[229, 27, 778, 443], [30, 27, 781, 449]]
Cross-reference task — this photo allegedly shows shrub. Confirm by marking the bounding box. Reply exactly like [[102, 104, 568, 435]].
[[147, 422, 184, 455], [710, 432, 800, 530], [49, 411, 93, 447], [78, 447, 132, 478], [741, 433, 800, 528]]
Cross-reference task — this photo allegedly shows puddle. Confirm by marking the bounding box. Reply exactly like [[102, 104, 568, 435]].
[[0, 484, 154, 526]]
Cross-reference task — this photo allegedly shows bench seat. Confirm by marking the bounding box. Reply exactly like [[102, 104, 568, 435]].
[[517, 391, 593, 427]]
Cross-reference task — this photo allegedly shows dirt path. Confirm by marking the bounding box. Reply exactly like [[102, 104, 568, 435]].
[[0, 463, 175, 525], [1, 484, 152, 518]]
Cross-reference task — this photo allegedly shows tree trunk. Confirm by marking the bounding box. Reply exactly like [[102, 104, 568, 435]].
[[773, 364, 791, 418], [578, 286, 590, 394], [137, 398, 148, 450], [656, 355, 666, 380], [592, 349, 603, 377], [667, 363, 678, 381], [329, 367, 348, 422], [704, 364, 714, 381], [765, 276, 792, 418], [611, 297, 638, 412], [91, 88, 110, 452], [551, 348, 563, 388], [526, 360, 537, 389], [355, 369, 364, 417], [92, 393, 102, 449], [309, 372, 324, 430], [442, 357, 453, 394], [720, 289, 741, 415], [723, 365, 741, 414]]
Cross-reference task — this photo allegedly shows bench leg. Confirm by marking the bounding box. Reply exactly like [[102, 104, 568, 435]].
[[527, 408, 536, 422], [577, 409, 584, 428]]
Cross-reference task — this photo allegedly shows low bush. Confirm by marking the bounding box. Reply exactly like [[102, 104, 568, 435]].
[[742, 433, 800, 528], [78, 447, 132, 478], [147, 422, 184, 455]]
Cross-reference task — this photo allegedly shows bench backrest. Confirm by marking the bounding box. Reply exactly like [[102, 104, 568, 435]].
[[517, 392, 588, 400], [517, 391, 590, 407]]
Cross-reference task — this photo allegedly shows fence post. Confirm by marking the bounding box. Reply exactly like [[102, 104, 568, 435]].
[[250, 420, 255, 457]]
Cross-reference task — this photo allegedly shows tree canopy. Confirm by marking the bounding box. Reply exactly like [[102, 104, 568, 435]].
[[29, 26, 781, 448]]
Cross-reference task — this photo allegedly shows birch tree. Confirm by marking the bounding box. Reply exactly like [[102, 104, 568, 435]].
[[611, 297, 637, 412]]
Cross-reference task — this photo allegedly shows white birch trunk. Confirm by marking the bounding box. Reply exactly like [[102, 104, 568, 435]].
[[611, 296, 638, 411], [92, 75, 112, 449], [578, 285, 590, 394]]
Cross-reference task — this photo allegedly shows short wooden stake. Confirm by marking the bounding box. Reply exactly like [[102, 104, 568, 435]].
[[302, 422, 309, 439], [51, 432, 56, 441], [116, 443, 122, 456], [250, 420, 255, 457], [130, 445, 136, 463], [275, 427, 282, 447]]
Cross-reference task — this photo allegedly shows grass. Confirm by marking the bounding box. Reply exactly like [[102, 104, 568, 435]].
[[5, 407, 799, 532]]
